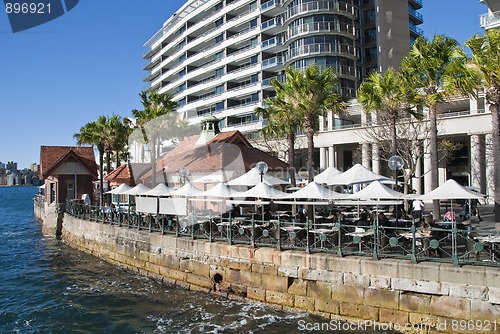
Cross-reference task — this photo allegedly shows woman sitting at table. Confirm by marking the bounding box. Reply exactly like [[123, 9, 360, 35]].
[[418, 221, 440, 257]]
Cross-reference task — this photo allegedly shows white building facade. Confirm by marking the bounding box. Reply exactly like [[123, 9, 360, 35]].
[[142, 0, 495, 200]]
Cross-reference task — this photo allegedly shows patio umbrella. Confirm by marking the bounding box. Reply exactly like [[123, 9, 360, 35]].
[[227, 167, 289, 186], [105, 183, 133, 194], [314, 167, 342, 184], [240, 182, 287, 198], [198, 183, 244, 198], [325, 164, 394, 186], [122, 183, 151, 196], [142, 183, 176, 196], [282, 181, 343, 200], [343, 180, 405, 200], [173, 182, 203, 197], [417, 179, 486, 201]]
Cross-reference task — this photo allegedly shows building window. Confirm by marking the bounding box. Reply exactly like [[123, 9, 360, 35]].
[[178, 68, 186, 78], [214, 51, 224, 61], [178, 54, 186, 63], [215, 84, 224, 94], [249, 37, 258, 47], [215, 67, 224, 77], [250, 55, 258, 64], [249, 18, 257, 28], [214, 1, 223, 12], [216, 101, 224, 111], [215, 34, 224, 44], [215, 18, 223, 28], [178, 83, 186, 92]]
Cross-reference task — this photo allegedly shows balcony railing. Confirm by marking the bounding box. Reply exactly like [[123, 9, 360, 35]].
[[65, 199, 500, 267], [287, 0, 358, 21], [288, 21, 357, 39], [480, 11, 500, 28], [289, 42, 357, 59]]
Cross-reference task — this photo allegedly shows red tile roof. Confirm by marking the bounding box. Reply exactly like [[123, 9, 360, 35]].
[[105, 164, 135, 186], [139, 130, 289, 183], [39, 146, 98, 179]]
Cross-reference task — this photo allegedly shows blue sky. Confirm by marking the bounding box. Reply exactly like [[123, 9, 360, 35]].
[[0, 0, 487, 169]]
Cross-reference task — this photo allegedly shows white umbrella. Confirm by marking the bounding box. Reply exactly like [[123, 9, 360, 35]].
[[282, 181, 343, 200], [343, 180, 405, 200], [314, 167, 342, 184], [325, 163, 394, 185], [105, 183, 133, 194], [142, 183, 176, 196], [418, 179, 486, 200], [240, 182, 287, 199], [198, 183, 244, 198], [122, 183, 150, 196], [173, 182, 203, 197], [227, 167, 289, 186]]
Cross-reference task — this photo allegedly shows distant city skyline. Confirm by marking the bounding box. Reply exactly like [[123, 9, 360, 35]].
[[0, 0, 487, 169]]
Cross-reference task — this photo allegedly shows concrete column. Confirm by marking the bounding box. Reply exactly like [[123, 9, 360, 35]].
[[328, 146, 335, 168], [470, 134, 482, 190], [319, 147, 327, 169], [362, 143, 371, 169], [469, 96, 479, 114], [413, 155, 423, 195], [319, 116, 325, 131], [372, 144, 380, 174], [328, 111, 334, 131], [361, 111, 367, 126], [423, 137, 432, 193], [485, 133, 494, 203]]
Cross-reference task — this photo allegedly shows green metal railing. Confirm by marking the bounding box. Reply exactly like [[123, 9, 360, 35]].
[[65, 200, 500, 267]]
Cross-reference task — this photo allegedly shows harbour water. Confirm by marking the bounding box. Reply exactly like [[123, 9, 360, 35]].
[[0, 186, 385, 333]]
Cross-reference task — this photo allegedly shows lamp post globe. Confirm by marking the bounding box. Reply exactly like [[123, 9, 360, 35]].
[[256, 161, 268, 183], [388, 155, 403, 190]]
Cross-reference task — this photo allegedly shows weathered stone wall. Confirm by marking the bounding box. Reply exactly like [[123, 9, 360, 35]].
[[59, 214, 500, 333]]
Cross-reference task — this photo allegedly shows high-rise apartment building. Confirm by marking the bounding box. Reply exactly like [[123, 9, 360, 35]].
[[480, 0, 500, 30], [143, 0, 423, 133]]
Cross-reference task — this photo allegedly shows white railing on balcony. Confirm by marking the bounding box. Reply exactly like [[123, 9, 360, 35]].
[[287, 0, 358, 20], [289, 42, 357, 59], [480, 11, 500, 28], [288, 21, 357, 39]]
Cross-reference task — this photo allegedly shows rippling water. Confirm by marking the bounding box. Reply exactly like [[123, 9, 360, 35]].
[[0, 186, 385, 334]]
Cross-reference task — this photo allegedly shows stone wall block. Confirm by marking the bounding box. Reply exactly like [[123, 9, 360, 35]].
[[180, 259, 210, 277], [439, 263, 486, 286], [228, 282, 247, 297], [397, 261, 440, 281], [266, 290, 294, 307], [470, 300, 500, 322], [428, 295, 470, 319], [339, 302, 379, 320], [484, 267, 500, 289], [449, 283, 488, 300], [187, 273, 213, 290], [299, 268, 342, 284], [364, 288, 400, 309], [278, 266, 298, 278], [287, 278, 307, 296], [307, 281, 332, 300], [399, 292, 431, 313], [308, 253, 330, 271], [165, 268, 187, 282], [281, 251, 308, 268], [261, 273, 289, 293], [330, 283, 364, 304], [361, 258, 399, 277], [315, 299, 340, 315], [327, 257, 361, 274], [489, 287, 500, 305], [370, 276, 391, 289], [392, 278, 448, 295], [408, 312, 439, 329], [247, 286, 266, 302], [251, 263, 277, 275], [239, 270, 263, 288], [379, 308, 409, 326], [343, 272, 370, 287], [294, 295, 315, 311], [254, 247, 281, 265]]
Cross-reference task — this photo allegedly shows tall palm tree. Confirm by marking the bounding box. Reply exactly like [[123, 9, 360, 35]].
[[467, 29, 500, 222], [74, 118, 107, 206], [358, 68, 421, 187], [106, 115, 132, 169], [283, 65, 346, 182], [401, 34, 479, 217], [132, 90, 177, 186], [256, 77, 302, 186]]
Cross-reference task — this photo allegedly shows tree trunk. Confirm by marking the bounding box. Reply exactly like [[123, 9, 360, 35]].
[[116, 151, 120, 169], [488, 88, 500, 222], [99, 149, 104, 207], [391, 113, 397, 190], [151, 139, 157, 186], [287, 131, 296, 187], [105, 150, 111, 174], [429, 106, 440, 219]]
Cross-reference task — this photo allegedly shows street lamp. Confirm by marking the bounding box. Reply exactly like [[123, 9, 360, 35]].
[[255, 161, 268, 183], [388, 155, 404, 190]]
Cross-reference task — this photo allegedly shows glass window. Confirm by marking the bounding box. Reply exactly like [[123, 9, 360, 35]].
[[214, 51, 224, 61], [249, 19, 257, 28], [215, 18, 224, 28], [215, 34, 224, 43], [178, 54, 186, 63], [214, 2, 223, 12], [249, 37, 258, 47], [178, 68, 186, 78], [178, 83, 186, 92], [216, 101, 224, 111], [250, 55, 258, 64], [215, 85, 224, 94], [215, 67, 224, 77]]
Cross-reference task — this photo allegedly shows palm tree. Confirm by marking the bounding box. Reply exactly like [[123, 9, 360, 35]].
[[107, 115, 132, 169], [401, 34, 479, 217], [255, 77, 302, 186], [357, 68, 421, 188], [467, 29, 500, 222], [74, 118, 107, 206], [132, 90, 177, 186], [282, 65, 346, 182]]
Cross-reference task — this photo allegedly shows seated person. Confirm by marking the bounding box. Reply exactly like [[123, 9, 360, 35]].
[[356, 212, 370, 227]]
